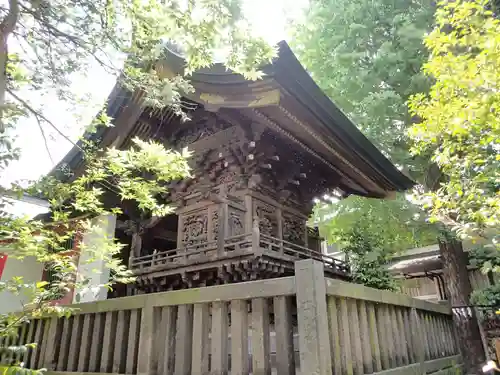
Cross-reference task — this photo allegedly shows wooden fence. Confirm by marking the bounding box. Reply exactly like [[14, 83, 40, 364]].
[[4, 260, 461, 375]]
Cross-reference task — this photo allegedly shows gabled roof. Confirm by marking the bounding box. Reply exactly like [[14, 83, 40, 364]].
[[54, 41, 413, 197]]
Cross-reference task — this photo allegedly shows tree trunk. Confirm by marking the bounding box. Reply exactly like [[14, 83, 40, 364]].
[[439, 235, 485, 374], [0, 0, 20, 132]]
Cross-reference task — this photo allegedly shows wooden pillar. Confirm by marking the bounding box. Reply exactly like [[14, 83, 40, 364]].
[[129, 222, 142, 266], [304, 222, 309, 248], [495, 339, 500, 363], [207, 205, 215, 242], [217, 185, 229, 255], [276, 207, 283, 254], [433, 276, 440, 299], [244, 194, 253, 233], [475, 307, 490, 360], [295, 259, 332, 375], [252, 217, 261, 255], [177, 215, 184, 249]]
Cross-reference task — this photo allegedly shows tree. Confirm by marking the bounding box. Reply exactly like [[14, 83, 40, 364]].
[[408, 4, 500, 358], [341, 226, 399, 291], [291, 0, 434, 162], [408, 0, 500, 248], [470, 245, 500, 305], [0, 0, 275, 371], [0, 0, 276, 134], [312, 194, 438, 289], [291, 0, 487, 371], [0, 138, 192, 370], [291, 0, 437, 282], [313, 194, 438, 252]]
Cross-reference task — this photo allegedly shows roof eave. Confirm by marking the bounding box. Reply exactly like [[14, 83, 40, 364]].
[[269, 42, 414, 193]]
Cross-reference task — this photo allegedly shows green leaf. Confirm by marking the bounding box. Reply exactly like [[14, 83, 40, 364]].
[[35, 282, 48, 289]]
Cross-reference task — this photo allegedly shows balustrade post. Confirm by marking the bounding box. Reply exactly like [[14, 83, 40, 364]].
[[152, 249, 157, 266], [183, 246, 188, 264], [295, 259, 332, 375], [252, 217, 261, 255]]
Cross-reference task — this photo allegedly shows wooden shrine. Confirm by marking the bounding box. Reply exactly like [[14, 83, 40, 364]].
[[55, 41, 413, 293]]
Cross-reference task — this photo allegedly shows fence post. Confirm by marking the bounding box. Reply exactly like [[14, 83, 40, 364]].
[[474, 307, 490, 360], [42, 317, 59, 370], [410, 307, 426, 374], [295, 259, 332, 375], [137, 304, 155, 375]]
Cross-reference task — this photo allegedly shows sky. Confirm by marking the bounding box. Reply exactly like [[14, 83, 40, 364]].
[[1, 0, 307, 217]]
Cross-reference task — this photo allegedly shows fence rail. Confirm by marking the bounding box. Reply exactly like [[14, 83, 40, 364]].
[[323, 279, 458, 375], [4, 260, 460, 375]]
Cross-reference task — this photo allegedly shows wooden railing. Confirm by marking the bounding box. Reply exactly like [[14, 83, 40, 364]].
[[260, 233, 350, 275], [7, 260, 461, 375], [130, 231, 350, 276], [130, 233, 253, 271]]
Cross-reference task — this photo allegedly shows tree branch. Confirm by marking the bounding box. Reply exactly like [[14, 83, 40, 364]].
[[7, 89, 130, 199], [34, 110, 54, 165], [18, 3, 119, 73], [6, 88, 82, 151]]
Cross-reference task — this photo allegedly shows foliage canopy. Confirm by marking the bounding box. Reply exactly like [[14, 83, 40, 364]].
[[291, 0, 438, 289], [312, 194, 437, 290], [0, 0, 275, 369], [408, 0, 500, 247], [291, 0, 434, 163], [408, 0, 500, 305]]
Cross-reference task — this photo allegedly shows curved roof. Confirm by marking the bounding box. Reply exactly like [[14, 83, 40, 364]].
[[54, 41, 413, 197]]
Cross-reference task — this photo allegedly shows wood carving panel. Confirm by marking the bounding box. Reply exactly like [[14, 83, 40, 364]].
[[216, 168, 238, 185], [283, 213, 305, 245], [190, 125, 245, 154], [170, 112, 231, 149], [212, 209, 219, 240], [181, 210, 208, 245], [166, 109, 341, 218], [169, 125, 249, 200], [228, 208, 244, 237], [254, 200, 278, 237]]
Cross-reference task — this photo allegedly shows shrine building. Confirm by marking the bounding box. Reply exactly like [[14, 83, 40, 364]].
[[54, 41, 413, 296]]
